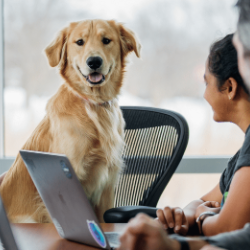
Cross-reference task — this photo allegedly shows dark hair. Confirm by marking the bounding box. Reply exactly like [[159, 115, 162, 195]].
[[236, 0, 250, 54], [208, 33, 248, 94]]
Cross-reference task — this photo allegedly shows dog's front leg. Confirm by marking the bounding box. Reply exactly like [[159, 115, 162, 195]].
[[95, 184, 114, 222]]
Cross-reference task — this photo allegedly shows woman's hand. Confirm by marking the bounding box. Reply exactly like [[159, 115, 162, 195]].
[[195, 201, 221, 220], [118, 213, 180, 250], [156, 206, 189, 235]]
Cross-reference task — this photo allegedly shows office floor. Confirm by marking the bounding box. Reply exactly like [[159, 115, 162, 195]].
[[157, 173, 221, 208]]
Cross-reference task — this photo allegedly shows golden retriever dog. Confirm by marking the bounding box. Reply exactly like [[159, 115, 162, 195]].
[[0, 19, 141, 223]]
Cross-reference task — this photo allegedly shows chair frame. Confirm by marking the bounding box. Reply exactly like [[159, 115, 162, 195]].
[[119, 106, 189, 207]]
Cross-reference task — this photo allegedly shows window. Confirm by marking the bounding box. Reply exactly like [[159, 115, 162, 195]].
[[1, 0, 241, 207], [3, 0, 241, 157]]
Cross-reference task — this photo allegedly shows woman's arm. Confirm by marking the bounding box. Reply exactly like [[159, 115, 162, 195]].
[[202, 167, 250, 236], [201, 183, 223, 203], [157, 183, 222, 235], [183, 183, 222, 234], [182, 200, 204, 234]]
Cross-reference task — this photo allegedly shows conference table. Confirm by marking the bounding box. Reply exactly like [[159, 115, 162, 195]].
[[12, 223, 126, 250]]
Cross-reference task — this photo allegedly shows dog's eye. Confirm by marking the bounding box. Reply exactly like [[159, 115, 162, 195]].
[[102, 38, 111, 45], [76, 39, 84, 46]]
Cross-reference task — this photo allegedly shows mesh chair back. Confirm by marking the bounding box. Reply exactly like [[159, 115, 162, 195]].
[[114, 106, 189, 207]]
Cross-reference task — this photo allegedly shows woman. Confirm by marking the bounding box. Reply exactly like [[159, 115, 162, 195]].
[[117, 32, 250, 250], [157, 33, 250, 237]]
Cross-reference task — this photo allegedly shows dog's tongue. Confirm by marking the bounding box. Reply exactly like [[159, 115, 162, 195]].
[[89, 73, 103, 83]]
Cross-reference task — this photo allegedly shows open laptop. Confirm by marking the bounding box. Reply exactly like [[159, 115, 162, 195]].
[[19, 150, 120, 250], [0, 194, 19, 250]]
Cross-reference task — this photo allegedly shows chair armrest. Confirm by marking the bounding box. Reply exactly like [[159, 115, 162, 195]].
[[103, 206, 158, 223]]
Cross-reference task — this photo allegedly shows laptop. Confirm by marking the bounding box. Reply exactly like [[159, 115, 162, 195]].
[[0, 194, 19, 250], [19, 150, 120, 250]]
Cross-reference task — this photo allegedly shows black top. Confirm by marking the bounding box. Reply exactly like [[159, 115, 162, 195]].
[[220, 125, 250, 206]]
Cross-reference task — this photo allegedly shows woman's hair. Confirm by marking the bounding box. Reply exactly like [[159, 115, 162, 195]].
[[208, 33, 248, 94]]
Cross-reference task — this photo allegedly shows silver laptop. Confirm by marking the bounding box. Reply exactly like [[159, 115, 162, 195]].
[[0, 194, 19, 250], [19, 150, 120, 250]]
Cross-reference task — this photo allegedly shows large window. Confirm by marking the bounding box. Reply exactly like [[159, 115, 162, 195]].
[[2, 0, 243, 207], [4, 0, 242, 157]]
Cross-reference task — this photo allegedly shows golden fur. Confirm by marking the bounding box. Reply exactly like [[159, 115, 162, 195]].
[[0, 19, 141, 223]]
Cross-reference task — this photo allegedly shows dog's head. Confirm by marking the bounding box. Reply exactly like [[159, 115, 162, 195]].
[[45, 20, 141, 103]]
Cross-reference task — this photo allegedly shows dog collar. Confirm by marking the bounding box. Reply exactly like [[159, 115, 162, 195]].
[[82, 96, 112, 107]]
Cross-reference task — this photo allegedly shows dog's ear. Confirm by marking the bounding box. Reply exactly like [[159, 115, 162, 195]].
[[119, 24, 141, 58], [45, 26, 68, 68]]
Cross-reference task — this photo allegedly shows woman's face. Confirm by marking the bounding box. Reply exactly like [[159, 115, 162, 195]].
[[203, 61, 231, 122]]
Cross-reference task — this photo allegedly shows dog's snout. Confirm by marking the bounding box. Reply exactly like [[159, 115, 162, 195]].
[[86, 57, 103, 70]]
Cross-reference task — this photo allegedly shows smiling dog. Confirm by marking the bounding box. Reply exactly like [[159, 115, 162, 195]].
[[0, 19, 141, 223]]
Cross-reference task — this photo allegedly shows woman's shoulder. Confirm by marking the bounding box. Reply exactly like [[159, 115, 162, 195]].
[[241, 125, 250, 151], [219, 150, 240, 194], [226, 149, 241, 172], [220, 128, 250, 194], [235, 127, 250, 169]]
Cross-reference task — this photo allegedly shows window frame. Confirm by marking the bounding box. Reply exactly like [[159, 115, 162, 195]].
[[0, 156, 230, 175]]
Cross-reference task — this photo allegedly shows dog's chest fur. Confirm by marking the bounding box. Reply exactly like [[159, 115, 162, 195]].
[[48, 89, 125, 207], [83, 101, 125, 205], [85, 101, 124, 163]]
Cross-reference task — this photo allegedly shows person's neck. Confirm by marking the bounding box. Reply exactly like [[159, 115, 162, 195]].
[[231, 100, 250, 133], [236, 118, 250, 133]]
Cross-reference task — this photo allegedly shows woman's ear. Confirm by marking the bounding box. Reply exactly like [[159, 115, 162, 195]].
[[118, 23, 141, 58], [44, 26, 68, 68], [227, 77, 238, 100]]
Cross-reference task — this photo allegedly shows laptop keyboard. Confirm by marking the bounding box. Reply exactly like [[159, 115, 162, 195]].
[[104, 232, 120, 248]]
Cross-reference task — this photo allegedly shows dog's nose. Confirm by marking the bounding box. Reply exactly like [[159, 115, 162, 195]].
[[86, 57, 103, 70]]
